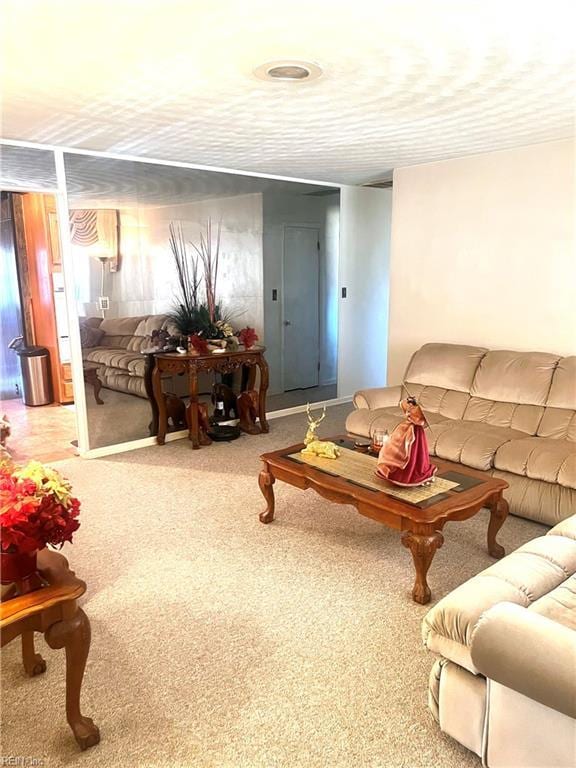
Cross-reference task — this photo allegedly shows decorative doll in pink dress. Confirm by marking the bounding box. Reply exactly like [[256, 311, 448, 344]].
[[376, 396, 437, 486]]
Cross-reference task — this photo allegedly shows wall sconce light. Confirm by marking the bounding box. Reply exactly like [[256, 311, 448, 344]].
[[86, 246, 112, 317]]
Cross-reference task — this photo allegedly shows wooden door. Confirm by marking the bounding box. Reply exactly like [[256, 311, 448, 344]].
[[20, 193, 73, 404]]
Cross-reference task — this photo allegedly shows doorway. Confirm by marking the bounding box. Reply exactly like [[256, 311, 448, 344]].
[[0, 190, 77, 463], [282, 225, 320, 392], [1, 192, 24, 400]]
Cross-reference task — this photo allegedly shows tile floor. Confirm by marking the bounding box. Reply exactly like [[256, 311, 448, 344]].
[[0, 397, 78, 464]]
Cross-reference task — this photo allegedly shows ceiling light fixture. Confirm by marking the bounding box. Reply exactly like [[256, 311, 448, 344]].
[[253, 60, 322, 82]]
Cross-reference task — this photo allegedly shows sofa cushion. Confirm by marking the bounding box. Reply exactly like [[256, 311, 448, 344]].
[[79, 322, 105, 348], [463, 397, 544, 435], [98, 316, 145, 349], [345, 406, 448, 439], [126, 314, 169, 353], [405, 343, 487, 393], [422, 534, 576, 674], [83, 347, 145, 377], [495, 438, 576, 490], [431, 420, 525, 472], [529, 574, 576, 631], [402, 384, 471, 419], [546, 357, 576, 410], [470, 350, 560, 406], [537, 408, 576, 442]]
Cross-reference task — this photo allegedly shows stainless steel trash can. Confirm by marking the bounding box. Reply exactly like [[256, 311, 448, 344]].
[[17, 346, 53, 406]]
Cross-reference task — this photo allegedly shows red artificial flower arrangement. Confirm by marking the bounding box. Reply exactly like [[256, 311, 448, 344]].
[[238, 327, 259, 349], [188, 334, 210, 354], [0, 459, 81, 556]]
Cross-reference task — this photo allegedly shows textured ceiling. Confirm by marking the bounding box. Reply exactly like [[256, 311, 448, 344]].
[[1, 1, 575, 184]]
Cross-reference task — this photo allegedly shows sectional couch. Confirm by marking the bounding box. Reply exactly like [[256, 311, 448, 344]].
[[422, 513, 576, 767], [346, 343, 576, 526], [81, 314, 182, 398]]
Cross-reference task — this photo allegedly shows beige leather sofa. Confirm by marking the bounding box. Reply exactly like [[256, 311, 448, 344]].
[[422, 514, 576, 767], [346, 343, 576, 526], [81, 314, 177, 397]]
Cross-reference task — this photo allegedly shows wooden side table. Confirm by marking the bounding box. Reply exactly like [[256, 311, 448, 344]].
[[146, 346, 270, 449], [0, 550, 100, 750]]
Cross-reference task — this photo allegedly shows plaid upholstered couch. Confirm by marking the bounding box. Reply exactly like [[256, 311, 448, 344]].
[[81, 314, 180, 398]]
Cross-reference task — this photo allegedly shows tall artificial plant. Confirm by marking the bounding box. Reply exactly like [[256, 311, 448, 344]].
[[191, 218, 221, 324], [168, 218, 226, 337], [168, 222, 203, 335]]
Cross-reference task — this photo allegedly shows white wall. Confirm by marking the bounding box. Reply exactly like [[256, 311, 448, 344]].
[[76, 193, 264, 334], [263, 191, 339, 394], [337, 186, 393, 398], [388, 139, 576, 384]]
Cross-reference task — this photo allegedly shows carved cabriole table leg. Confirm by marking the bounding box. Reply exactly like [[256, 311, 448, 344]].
[[21, 630, 46, 676], [257, 357, 270, 433], [152, 363, 167, 445], [188, 365, 201, 449], [92, 373, 104, 405], [401, 528, 444, 605], [44, 608, 100, 750], [259, 464, 275, 523], [143, 352, 159, 436], [487, 493, 509, 559], [245, 361, 257, 391]]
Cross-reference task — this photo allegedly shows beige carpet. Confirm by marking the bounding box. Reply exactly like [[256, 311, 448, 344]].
[[0, 404, 546, 767], [84, 385, 152, 448]]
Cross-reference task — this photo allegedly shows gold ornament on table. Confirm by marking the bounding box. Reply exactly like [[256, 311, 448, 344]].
[[301, 403, 341, 460], [301, 440, 341, 459], [304, 403, 326, 445]]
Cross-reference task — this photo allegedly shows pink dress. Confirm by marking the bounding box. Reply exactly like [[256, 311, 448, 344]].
[[376, 399, 437, 487]]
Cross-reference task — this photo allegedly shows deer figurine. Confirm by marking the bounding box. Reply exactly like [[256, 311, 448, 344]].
[[301, 403, 340, 460], [304, 403, 326, 445]]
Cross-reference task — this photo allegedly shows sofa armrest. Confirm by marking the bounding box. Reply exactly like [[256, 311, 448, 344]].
[[353, 385, 402, 410], [548, 514, 576, 542], [471, 603, 576, 719]]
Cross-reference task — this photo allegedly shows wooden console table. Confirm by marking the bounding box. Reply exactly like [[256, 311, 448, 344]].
[[0, 550, 100, 750], [147, 347, 270, 449]]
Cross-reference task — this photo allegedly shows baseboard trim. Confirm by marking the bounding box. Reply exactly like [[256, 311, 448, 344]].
[[80, 429, 189, 459], [78, 396, 353, 459], [265, 395, 352, 420]]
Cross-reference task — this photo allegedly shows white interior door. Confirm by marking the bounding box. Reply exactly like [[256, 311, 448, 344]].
[[282, 226, 320, 391]]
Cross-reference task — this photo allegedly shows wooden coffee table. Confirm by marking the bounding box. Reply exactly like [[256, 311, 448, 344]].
[[258, 436, 509, 604]]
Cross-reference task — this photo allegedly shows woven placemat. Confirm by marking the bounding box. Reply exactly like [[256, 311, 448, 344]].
[[288, 446, 459, 504]]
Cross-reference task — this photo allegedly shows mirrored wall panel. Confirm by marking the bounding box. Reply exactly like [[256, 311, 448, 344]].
[[64, 153, 339, 449], [0, 144, 57, 191]]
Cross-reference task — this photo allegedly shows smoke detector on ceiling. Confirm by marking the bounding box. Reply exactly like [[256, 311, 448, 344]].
[[253, 60, 323, 82]]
